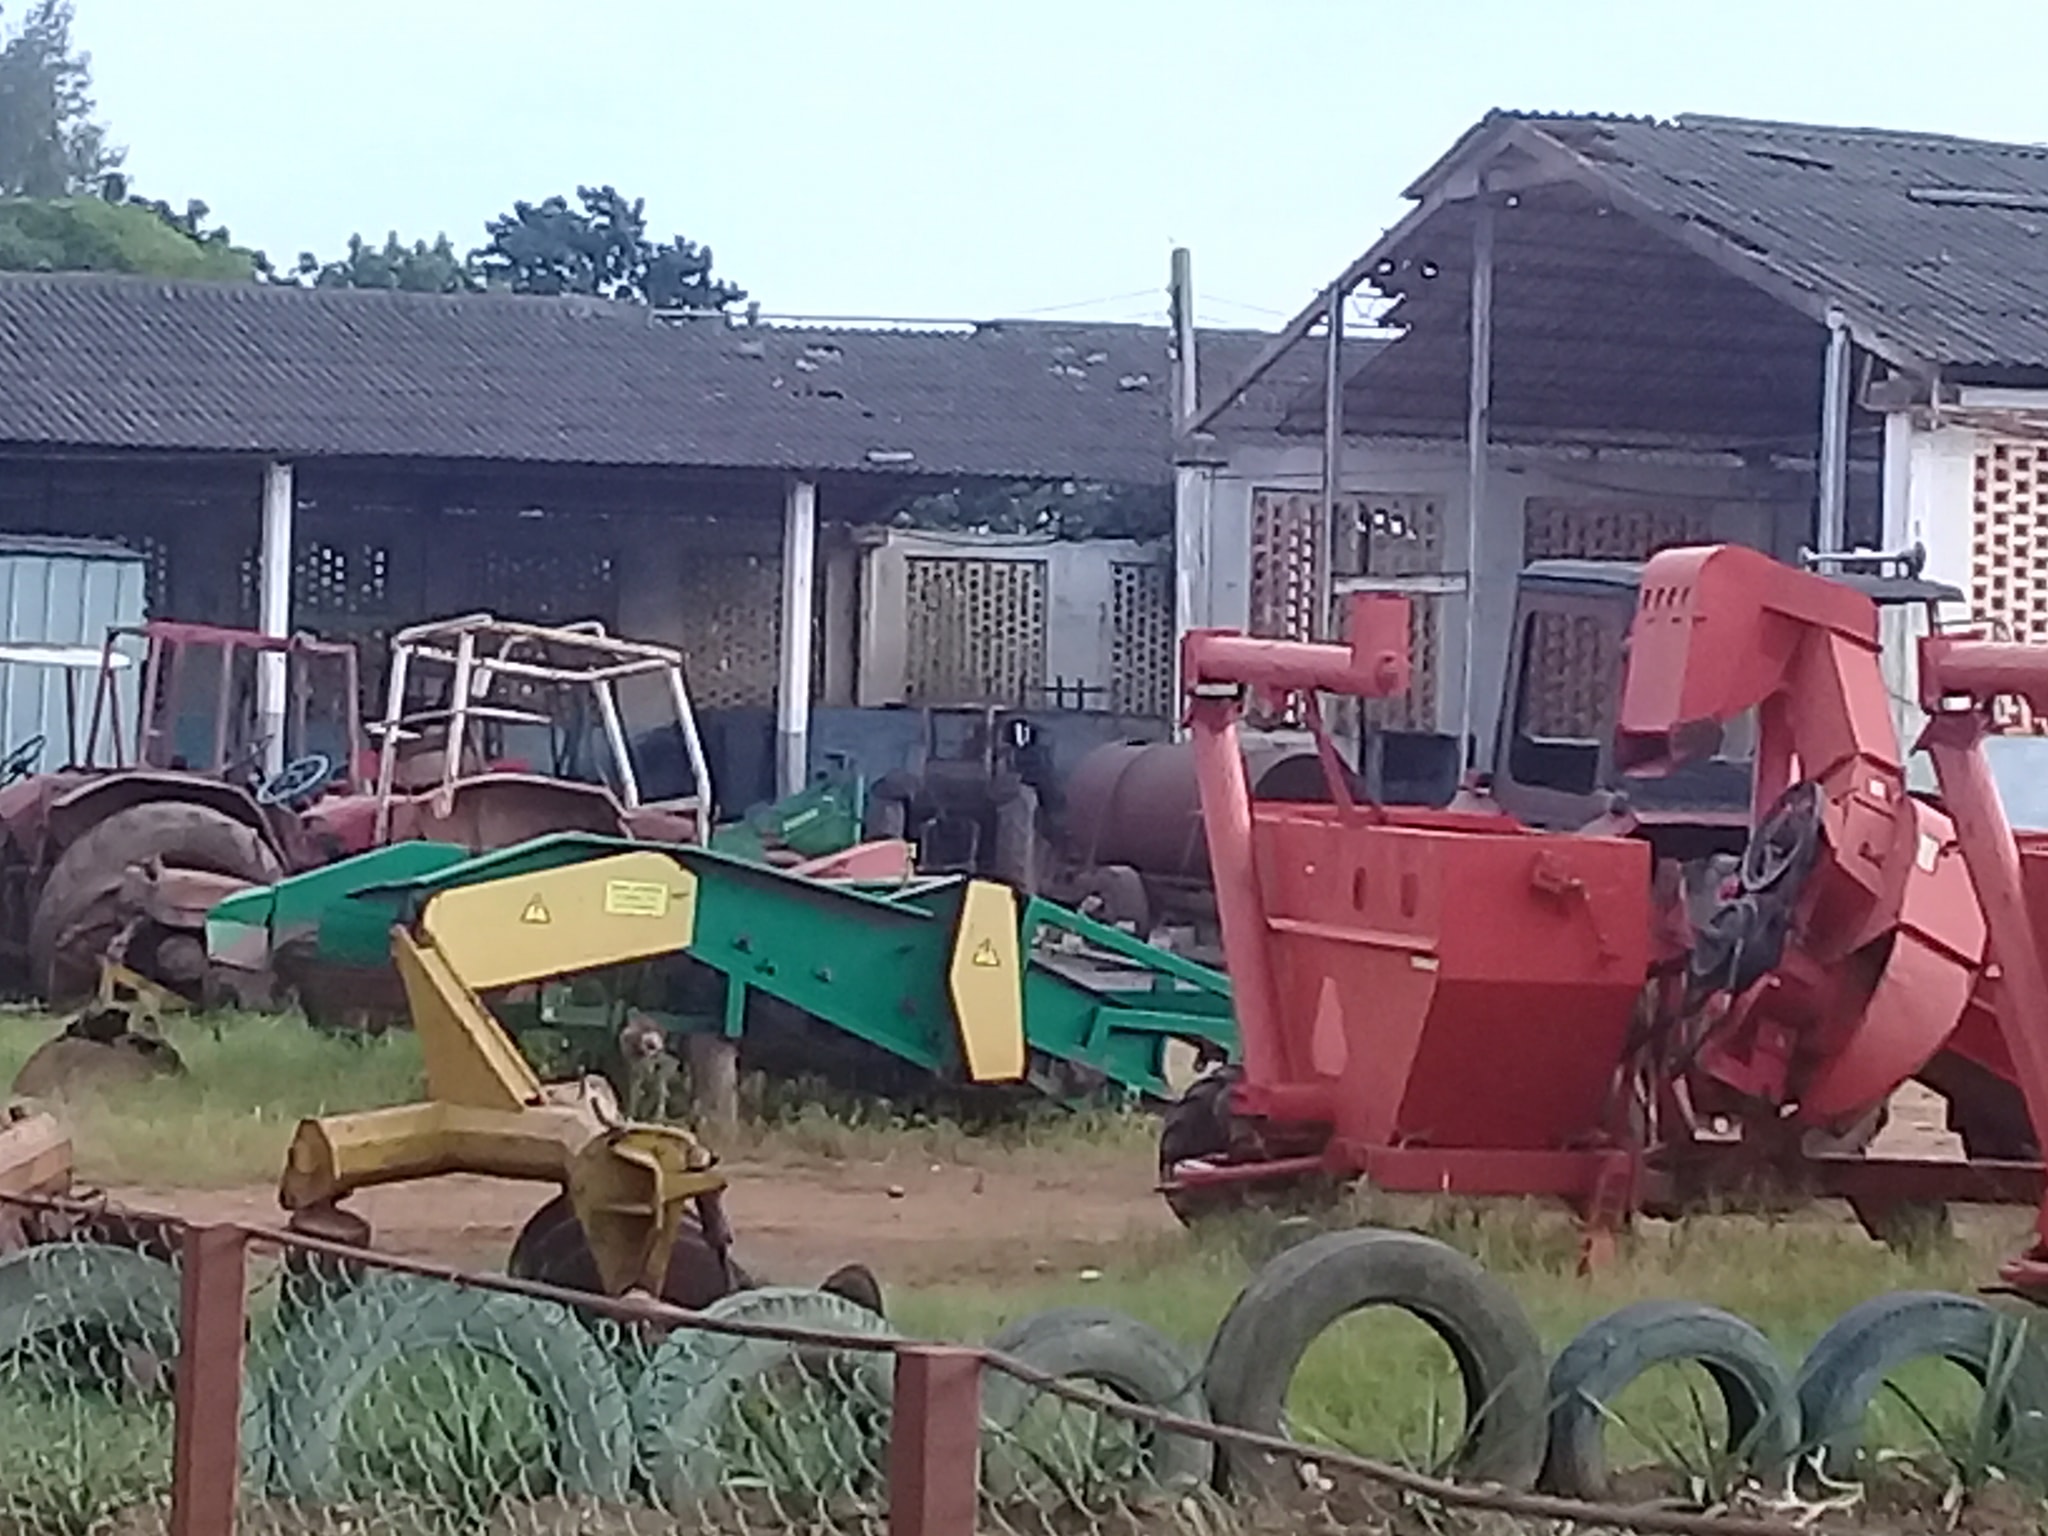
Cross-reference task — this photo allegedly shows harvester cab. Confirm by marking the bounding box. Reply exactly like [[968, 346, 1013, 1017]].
[[1486, 549, 1960, 858]]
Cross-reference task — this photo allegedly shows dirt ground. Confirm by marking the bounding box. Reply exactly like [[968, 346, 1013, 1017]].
[[104, 1083, 1969, 1286], [109, 1150, 1179, 1287]]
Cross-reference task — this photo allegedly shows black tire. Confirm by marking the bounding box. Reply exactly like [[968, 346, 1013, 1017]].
[[1201, 1227, 1547, 1493], [506, 1192, 751, 1309], [982, 1306, 1214, 1495], [0, 1242, 181, 1391], [29, 801, 280, 1004], [1794, 1290, 2048, 1476], [1542, 1300, 1798, 1499], [251, 1271, 635, 1502], [631, 1286, 898, 1509], [1157, 1068, 1243, 1225]]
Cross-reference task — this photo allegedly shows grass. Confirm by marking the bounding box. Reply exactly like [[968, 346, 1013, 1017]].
[[4, 1006, 2048, 1519], [0, 1006, 426, 1188]]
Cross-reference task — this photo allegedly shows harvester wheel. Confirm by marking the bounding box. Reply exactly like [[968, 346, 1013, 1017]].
[[1793, 1290, 2048, 1476], [1541, 1300, 1798, 1499], [0, 1242, 181, 1395], [1201, 1227, 1547, 1493], [1157, 1068, 1242, 1224], [29, 802, 281, 1006], [982, 1306, 1214, 1495], [251, 1270, 635, 1502], [631, 1286, 897, 1510], [507, 1192, 753, 1308]]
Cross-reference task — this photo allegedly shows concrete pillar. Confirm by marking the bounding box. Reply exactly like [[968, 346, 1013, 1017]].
[[685, 1032, 740, 1133], [819, 531, 859, 707], [257, 461, 294, 774], [777, 478, 818, 795]]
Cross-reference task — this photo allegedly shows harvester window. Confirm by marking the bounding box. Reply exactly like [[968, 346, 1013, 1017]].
[[1506, 610, 1616, 795]]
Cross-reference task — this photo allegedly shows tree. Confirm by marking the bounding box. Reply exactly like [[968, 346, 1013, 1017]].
[[892, 481, 1172, 542], [290, 231, 479, 293], [475, 185, 743, 309], [0, 195, 260, 278], [0, 1, 118, 198]]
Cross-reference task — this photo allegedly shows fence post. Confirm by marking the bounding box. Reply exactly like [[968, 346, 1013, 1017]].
[[170, 1223, 249, 1536], [888, 1345, 983, 1536]]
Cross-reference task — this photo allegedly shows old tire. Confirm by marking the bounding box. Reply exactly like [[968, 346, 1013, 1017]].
[[1542, 1300, 1797, 1499], [253, 1271, 634, 1503], [30, 801, 280, 1004], [1202, 1228, 1547, 1493], [1794, 1291, 2048, 1476], [983, 1306, 1213, 1495], [506, 1192, 751, 1309], [631, 1286, 898, 1509], [0, 1242, 180, 1384]]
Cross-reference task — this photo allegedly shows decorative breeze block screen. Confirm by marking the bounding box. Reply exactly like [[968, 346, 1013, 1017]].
[[1971, 439, 2048, 732], [1248, 489, 1442, 730], [904, 555, 1048, 706]]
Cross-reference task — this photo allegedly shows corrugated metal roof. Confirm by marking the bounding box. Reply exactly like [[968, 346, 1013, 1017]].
[[1503, 112, 2048, 375], [0, 274, 1281, 482]]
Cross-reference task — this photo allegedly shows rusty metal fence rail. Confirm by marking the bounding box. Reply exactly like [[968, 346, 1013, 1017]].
[[0, 1193, 1800, 1536]]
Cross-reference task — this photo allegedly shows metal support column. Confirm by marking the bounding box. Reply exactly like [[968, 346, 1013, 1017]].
[[257, 460, 294, 775], [1817, 307, 1852, 553], [1457, 191, 1496, 767], [777, 477, 819, 797], [1317, 290, 1345, 640]]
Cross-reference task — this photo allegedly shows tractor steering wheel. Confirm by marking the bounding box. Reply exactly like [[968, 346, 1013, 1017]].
[[255, 752, 337, 809], [0, 733, 46, 785]]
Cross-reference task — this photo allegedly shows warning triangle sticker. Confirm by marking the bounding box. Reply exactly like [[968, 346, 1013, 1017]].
[[971, 938, 1000, 968], [520, 896, 551, 925]]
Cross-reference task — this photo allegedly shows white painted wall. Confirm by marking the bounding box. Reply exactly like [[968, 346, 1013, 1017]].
[[858, 529, 1169, 707], [1186, 434, 1808, 757]]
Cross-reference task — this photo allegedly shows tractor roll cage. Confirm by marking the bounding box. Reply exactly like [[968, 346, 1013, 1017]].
[[371, 613, 714, 843]]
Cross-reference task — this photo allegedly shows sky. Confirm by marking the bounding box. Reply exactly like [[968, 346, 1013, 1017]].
[[64, 0, 2048, 333]]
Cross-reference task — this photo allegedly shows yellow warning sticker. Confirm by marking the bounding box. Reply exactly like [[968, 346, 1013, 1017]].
[[520, 897, 551, 925], [604, 880, 671, 918], [971, 938, 1001, 968]]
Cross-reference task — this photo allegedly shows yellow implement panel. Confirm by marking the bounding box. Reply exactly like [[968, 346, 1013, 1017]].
[[419, 850, 700, 992], [947, 879, 1026, 1082]]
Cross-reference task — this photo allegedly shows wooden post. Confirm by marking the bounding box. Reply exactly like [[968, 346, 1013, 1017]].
[[888, 1346, 983, 1536], [685, 1032, 740, 1133], [170, 1224, 249, 1536]]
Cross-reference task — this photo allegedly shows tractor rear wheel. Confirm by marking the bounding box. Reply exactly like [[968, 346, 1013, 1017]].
[[28, 802, 280, 1006]]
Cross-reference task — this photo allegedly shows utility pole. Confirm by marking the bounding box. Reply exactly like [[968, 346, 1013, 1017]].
[[1170, 247, 1198, 430]]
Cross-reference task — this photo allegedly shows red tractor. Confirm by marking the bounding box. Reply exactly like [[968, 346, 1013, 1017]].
[[0, 621, 366, 1007]]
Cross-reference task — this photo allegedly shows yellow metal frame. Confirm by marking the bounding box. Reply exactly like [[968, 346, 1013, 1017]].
[[280, 850, 723, 1296], [947, 880, 1027, 1083]]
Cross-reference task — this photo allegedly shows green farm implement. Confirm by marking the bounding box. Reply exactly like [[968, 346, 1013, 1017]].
[[208, 829, 1237, 1106]]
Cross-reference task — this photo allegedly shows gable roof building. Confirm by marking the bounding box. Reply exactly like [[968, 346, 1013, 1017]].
[[0, 273, 1271, 487], [1185, 110, 2048, 757]]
